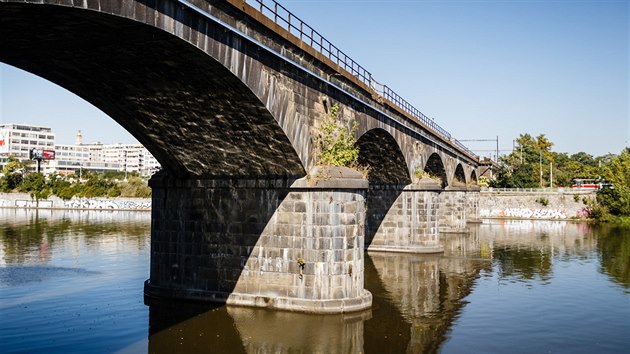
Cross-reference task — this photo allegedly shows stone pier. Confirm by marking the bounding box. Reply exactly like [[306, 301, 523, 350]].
[[466, 187, 481, 223], [438, 187, 469, 234], [144, 168, 372, 313], [365, 179, 443, 253]]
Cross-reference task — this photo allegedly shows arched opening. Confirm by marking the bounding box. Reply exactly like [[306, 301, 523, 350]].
[[454, 164, 467, 186], [424, 153, 447, 189], [470, 170, 478, 185], [0, 2, 305, 179], [357, 128, 411, 248], [356, 128, 411, 185]]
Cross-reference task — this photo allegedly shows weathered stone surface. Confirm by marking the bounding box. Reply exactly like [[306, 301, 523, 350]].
[[145, 172, 371, 313], [366, 184, 443, 253], [438, 190, 469, 234]]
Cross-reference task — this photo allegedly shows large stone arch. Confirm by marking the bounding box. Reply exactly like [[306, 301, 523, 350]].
[[356, 128, 411, 185], [0, 1, 307, 179]]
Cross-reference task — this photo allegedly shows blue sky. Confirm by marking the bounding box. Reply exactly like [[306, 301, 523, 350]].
[[1, 0, 628, 158]]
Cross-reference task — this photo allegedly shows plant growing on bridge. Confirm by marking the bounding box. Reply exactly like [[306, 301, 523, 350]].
[[317, 103, 360, 167]]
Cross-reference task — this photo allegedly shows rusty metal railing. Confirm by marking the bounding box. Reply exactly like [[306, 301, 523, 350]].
[[245, 0, 477, 160]]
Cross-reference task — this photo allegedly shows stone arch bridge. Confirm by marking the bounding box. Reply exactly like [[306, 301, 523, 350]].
[[1, 0, 482, 313]]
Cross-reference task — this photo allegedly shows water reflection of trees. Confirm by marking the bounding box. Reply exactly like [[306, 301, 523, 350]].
[[596, 225, 630, 289], [479, 221, 598, 283], [0, 209, 150, 265]]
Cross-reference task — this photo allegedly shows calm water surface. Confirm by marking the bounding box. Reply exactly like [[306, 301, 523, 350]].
[[1, 209, 628, 353]]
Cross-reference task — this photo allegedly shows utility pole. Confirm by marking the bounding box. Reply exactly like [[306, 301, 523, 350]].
[[539, 151, 543, 188], [496, 136, 499, 162], [550, 162, 553, 188]]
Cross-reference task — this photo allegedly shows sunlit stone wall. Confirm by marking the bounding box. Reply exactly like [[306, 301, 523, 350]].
[[145, 169, 372, 313], [366, 182, 443, 253]]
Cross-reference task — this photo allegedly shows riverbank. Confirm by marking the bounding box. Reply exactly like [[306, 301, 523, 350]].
[[0, 193, 151, 211], [0, 190, 601, 218]]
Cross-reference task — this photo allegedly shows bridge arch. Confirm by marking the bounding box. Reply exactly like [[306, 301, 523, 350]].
[[470, 170, 478, 185], [424, 153, 447, 188], [356, 128, 411, 185], [0, 1, 306, 179], [453, 164, 467, 186]]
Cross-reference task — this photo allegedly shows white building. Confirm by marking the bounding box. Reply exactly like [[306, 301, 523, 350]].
[[100, 143, 160, 177], [54, 131, 160, 177], [0, 123, 56, 173], [0, 125, 160, 177]]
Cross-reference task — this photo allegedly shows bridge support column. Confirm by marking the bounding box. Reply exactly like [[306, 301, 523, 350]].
[[144, 168, 372, 313], [366, 180, 443, 253], [466, 187, 481, 224], [438, 188, 469, 234]]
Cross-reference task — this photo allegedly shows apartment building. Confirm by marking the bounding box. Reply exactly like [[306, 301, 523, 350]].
[[0, 123, 56, 173], [0, 125, 160, 177]]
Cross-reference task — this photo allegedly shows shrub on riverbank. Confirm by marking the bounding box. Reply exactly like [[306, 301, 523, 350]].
[[0, 170, 151, 200]]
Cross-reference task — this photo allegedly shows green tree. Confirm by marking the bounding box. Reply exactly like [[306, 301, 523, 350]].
[[19, 173, 50, 201], [0, 155, 29, 192], [597, 148, 630, 216], [492, 133, 553, 188]]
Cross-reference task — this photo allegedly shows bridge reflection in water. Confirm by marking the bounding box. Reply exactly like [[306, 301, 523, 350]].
[[147, 227, 495, 353], [3, 209, 627, 353], [146, 220, 610, 353]]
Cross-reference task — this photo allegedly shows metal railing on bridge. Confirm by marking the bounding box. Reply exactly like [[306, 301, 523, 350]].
[[482, 187, 595, 193], [245, 0, 477, 160]]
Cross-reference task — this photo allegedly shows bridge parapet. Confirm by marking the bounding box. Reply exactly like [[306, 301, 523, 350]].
[[231, 0, 477, 162]]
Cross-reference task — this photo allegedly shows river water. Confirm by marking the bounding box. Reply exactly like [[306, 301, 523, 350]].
[[0, 209, 628, 353]]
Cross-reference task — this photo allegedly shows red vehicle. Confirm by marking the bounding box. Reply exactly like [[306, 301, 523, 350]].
[[571, 179, 600, 190]]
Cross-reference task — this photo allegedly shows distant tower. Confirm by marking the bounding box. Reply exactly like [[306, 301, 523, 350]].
[[76, 130, 83, 145]]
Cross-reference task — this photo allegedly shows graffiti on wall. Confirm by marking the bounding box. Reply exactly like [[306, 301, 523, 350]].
[[480, 208, 568, 219], [15, 200, 54, 208], [0, 197, 151, 210], [62, 198, 151, 210]]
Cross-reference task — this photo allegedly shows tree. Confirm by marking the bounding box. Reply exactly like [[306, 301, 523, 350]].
[[19, 173, 50, 202], [492, 133, 553, 188], [0, 155, 29, 192], [597, 148, 630, 216]]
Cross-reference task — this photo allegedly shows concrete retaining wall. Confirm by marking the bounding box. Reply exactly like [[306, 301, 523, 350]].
[[479, 189, 597, 220], [0, 193, 151, 210]]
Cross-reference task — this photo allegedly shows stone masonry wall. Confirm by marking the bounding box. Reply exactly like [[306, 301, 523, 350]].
[[145, 172, 371, 313], [466, 190, 480, 223], [366, 185, 442, 253], [479, 190, 597, 219], [0, 193, 151, 210], [438, 190, 467, 233]]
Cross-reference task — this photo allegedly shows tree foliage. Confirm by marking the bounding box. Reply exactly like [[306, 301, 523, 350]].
[[492, 133, 600, 188], [0, 165, 151, 200], [596, 148, 630, 217]]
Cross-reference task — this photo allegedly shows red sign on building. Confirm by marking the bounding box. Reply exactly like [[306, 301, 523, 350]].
[[41, 150, 56, 160]]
